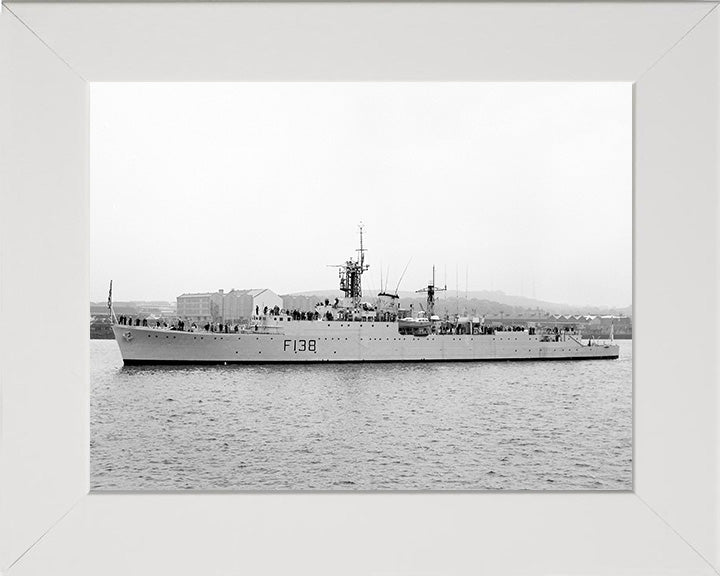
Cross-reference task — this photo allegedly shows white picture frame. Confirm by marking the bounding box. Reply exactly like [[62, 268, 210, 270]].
[[1, 2, 718, 574]]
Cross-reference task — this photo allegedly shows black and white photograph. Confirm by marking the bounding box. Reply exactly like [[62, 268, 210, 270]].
[[90, 82, 632, 491]]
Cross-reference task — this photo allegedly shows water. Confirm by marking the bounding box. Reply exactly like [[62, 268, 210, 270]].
[[91, 339, 632, 491]]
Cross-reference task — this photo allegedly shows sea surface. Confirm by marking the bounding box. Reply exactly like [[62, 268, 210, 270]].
[[91, 339, 632, 491]]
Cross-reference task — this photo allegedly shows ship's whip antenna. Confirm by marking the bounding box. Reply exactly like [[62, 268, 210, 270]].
[[394, 258, 412, 295], [456, 264, 459, 316], [466, 265, 469, 315]]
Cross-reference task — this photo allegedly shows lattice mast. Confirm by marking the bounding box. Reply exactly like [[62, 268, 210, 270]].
[[416, 265, 447, 317], [332, 223, 370, 309]]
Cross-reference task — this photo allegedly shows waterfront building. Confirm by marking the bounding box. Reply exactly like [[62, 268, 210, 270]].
[[177, 288, 282, 324], [176, 291, 225, 323], [223, 289, 283, 324]]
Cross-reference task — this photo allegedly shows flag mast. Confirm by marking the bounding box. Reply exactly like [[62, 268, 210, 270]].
[[107, 280, 117, 325]]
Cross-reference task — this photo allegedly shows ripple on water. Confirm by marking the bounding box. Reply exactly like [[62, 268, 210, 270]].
[[90, 339, 633, 491]]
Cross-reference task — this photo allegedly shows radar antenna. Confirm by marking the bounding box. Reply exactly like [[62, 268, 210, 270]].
[[416, 265, 447, 317]]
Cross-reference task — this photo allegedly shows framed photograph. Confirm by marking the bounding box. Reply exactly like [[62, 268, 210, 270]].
[[1, 1, 718, 574], [89, 81, 632, 493]]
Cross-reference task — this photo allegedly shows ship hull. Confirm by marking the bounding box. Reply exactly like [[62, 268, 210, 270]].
[[112, 322, 620, 365]]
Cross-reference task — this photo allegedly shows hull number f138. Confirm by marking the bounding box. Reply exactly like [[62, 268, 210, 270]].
[[283, 339, 317, 353]]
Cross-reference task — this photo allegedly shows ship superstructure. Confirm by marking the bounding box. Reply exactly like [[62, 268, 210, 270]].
[[111, 227, 620, 365]]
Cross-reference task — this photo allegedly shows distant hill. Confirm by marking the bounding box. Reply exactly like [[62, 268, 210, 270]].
[[286, 289, 631, 316]]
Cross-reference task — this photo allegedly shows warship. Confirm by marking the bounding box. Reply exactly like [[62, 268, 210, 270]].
[[110, 226, 620, 365]]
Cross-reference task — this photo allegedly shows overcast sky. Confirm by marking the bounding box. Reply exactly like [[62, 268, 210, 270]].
[[91, 83, 631, 307]]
